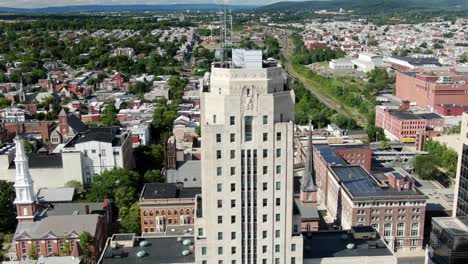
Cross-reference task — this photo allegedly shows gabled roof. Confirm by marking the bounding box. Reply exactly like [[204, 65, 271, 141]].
[[14, 214, 100, 240], [67, 114, 87, 133]]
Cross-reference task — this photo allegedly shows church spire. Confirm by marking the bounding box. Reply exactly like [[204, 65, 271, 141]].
[[302, 122, 316, 192], [14, 133, 36, 222]]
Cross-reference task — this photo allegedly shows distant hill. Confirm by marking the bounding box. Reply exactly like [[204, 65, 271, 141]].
[[259, 0, 468, 13], [0, 4, 258, 13]]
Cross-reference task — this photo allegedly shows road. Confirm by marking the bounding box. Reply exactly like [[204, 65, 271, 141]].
[[278, 31, 367, 126]]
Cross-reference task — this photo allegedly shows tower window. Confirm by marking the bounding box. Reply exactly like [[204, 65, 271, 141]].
[[230, 116, 235, 125], [245, 116, 253, 142]]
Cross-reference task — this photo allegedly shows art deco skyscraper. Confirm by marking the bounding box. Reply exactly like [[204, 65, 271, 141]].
[[195, 49, 303, 264]]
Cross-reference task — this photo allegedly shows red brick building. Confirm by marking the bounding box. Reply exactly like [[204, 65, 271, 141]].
[[4, 121, 56, 141], [139, 183, 201, 234], [375, 104, 445, 141], [311, 142, 428, 252], [433, 104, 467, 116], [396, 70, 468, 113], [11, 137, 112, 262]]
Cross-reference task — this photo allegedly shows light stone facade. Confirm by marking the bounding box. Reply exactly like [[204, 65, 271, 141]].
[[0, 151, 84, 191], [195, 61, 303, 264]]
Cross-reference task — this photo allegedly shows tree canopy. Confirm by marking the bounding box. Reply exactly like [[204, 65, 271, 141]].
[[0, 180, 16, 233]]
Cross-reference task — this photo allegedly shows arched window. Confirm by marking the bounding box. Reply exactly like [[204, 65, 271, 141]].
[[161, 210, 166, 215], [180, 209, 184, 215], [143, 210, 148, 216], [168, 209, 172, 215], [186, 209, 190, 215], [149, 210, 154, 216], [174, 209, 178, 215], [156, 210, 160, 215]]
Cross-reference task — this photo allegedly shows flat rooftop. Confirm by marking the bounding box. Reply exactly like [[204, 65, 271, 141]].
[[391, 56, 440, 66], [314, 144, 369, 166], [9, 153, 63, 169], [414, 178, 454, 212], [100, 236, 195, 264], [141, 183, 201, 200], [432, 217, 468, 237], [303, 231, 394, 259], [389, 110, 422, 120], [330, 165, 424, 199]]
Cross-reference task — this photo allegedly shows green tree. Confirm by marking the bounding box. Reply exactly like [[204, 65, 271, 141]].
[[128, 81, 150, 95], [100, 104, 119, 126], [86, 169, 140, 210], [22, 140, 33, 152], [65, 180, 84, 195], [0, 180, 16, 233], [79, 232, 93, 264], [0, 96, 11, 109], [119, 202, 141, 234], [144, 169, 164, 183], [414, 155, 442, 180], [28, 244, 38, 260]]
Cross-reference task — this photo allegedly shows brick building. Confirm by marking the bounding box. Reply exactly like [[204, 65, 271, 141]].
[[375, 104, 444, 141], [139, 183, 201, 235], [396, 70, 468, 113], [312, 142, 428, 252], [3, 121, 56, 141], [10, 136, 112, 262]]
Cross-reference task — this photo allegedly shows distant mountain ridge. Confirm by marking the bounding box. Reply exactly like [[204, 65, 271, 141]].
[[259, 0, 468, 12], [0, 4, 258, 13]]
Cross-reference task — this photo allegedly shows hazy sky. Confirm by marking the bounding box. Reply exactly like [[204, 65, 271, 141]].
[[0, 0, 298, 8]]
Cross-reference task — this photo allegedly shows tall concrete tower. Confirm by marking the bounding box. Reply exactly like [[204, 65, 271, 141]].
[[195, 49, 303, 264], [13, 133, 37, 223]]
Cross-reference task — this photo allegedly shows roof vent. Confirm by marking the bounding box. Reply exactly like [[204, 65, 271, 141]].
[[136, 250, 146, 258]]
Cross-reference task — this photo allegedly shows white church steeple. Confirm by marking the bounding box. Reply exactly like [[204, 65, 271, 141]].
[[13, 132, 36, 222]]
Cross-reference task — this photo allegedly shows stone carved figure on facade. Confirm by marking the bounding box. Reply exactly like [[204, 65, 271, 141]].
[[243, 85, 257, 111]]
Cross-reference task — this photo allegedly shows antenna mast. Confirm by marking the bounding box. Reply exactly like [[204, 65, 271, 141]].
[[218, 2, 233, 64]]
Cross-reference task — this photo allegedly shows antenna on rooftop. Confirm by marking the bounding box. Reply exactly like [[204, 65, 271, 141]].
[[216, 0, 232, 63]]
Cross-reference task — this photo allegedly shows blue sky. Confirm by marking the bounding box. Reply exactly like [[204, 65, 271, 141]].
[[0, 0, 299, 8]]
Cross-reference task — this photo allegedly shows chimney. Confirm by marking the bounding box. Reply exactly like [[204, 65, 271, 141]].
[[399, 100, 410, 112], [85, 205, 90, 215]]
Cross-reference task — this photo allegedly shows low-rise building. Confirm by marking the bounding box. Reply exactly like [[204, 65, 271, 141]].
[[387, 56, 441, 72], [139, 183, 201, 235], [0, 143, 84, 191], [303, 227, 397, 264], [395, 70, 468, 113], [9, 136, 112, 262], [98, 233, 195, 264], [329, 58, 355, 71], [62, 127, 133, 184], [375, 103, 445, 141], [312, 142, 428, 252], [351, 53, 384, 73], [50, 109, 87, 144]]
